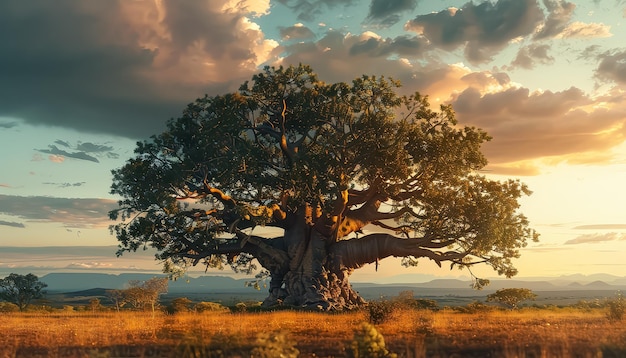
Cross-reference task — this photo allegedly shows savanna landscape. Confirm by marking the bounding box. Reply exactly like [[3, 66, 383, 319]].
[[3, 62, 626, 357], [1, 295, 625, 357], [4, 2, 626, 356]]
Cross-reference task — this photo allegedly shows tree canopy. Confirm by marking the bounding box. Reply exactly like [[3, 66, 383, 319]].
[[109, 64, 538, 309], [486, 288, 537, 308]]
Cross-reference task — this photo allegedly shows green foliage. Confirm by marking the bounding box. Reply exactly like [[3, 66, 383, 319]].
[[350, 322, 397, 358], [486, 288, 537, 309], [0, 273, 47, 311], [368, 300, 395, 324], [109, 63, 538, 286], [250, 330, 299, 358], [606, 291, 625, 322], [195, 301, 230, 313]]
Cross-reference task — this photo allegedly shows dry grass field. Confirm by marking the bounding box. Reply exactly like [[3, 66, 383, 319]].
[[1, 307, 625, 357]]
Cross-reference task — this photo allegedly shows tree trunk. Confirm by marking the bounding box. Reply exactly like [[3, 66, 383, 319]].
[[254, 210, 366, 310], [247, 207, 443, 310]]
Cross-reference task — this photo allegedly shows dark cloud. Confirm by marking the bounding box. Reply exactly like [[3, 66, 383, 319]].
[[534, 0, 576, 39], [509, 44, 554, 69], [0, 1, 170, 139], [404, 0, 544, 63], [0, 121, 18, 129], [276, 0, 355, 21], [0, 194, 117, 228], [76, 142, 114, 153], [365, 0, 417, 27], [36, 141, 117, 163], [0, 220, 25, 228], [43, 182, 87, 189], [279, 24, 316, 41], [565, 232, 626, 244], [349, 35, 428, 57], [54, 140, 71, 148], [0, 1, 276, 140], [595, 50, 626, 85], [578, 45, 602, 61], [36, 145, 100, 163]]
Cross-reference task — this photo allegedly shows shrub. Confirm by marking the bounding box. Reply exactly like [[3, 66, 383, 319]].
[[454, 301, 495, 314], [195, 301, 229, 313], [606, 291, 625, 322], [349, 322, 397, 358], [0, 302, 19, 312], [250, 330, 299, 358], [168, 297, 193, 314], [368, 300, 395, 324]]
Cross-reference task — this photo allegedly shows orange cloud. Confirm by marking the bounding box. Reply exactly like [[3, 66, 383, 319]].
[[48, 155, 65, 163]]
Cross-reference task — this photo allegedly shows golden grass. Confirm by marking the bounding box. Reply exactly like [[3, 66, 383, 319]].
[[0, 308, 624, 357]]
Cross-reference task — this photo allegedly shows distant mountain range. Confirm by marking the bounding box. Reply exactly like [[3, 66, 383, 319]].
[[40, 272, 626, 294]]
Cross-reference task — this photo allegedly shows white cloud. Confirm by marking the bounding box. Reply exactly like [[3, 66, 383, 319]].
[[556, 22, 612, 39], [565, 232, 626, 244]]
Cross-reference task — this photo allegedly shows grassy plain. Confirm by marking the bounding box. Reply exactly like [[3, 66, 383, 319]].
[[1, 307, 625, 357]]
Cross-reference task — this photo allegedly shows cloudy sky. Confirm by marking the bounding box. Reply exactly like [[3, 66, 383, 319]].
[[1, 0, 626, 281]]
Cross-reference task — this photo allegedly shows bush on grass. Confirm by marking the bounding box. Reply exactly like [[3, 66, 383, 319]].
[[168, 297, 194, 314], [368, 300, 395, 324], [606, 291, 625, 322], [251, 330, 299, 358], [349, 322, 397, 358], [454, 301, 495, 314], [195, 301, 229, 313], [0, 302, 19, 312]]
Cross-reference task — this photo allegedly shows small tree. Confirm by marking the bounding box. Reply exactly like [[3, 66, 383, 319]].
[[125, 277, 169, 312], [106, 289, 125, 312], [88, 298, 102, 312], [0, 273, 47, 311], [606, 291, 624, 322], [486, 288, 536, 309]]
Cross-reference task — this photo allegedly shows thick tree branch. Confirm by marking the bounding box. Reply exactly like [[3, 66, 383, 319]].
[[338, 204, 425, 238], [235, 230, 290, 268], [330, 233, 467, 270]]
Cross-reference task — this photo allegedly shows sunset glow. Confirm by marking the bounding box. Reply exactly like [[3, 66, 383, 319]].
[[1, 0, 626, 281]]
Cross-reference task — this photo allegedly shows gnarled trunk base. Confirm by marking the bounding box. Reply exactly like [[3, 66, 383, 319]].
[[261, 267, 365, 310]]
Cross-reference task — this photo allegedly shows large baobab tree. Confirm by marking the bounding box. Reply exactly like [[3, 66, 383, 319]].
[[109, 64, 538, 310]]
